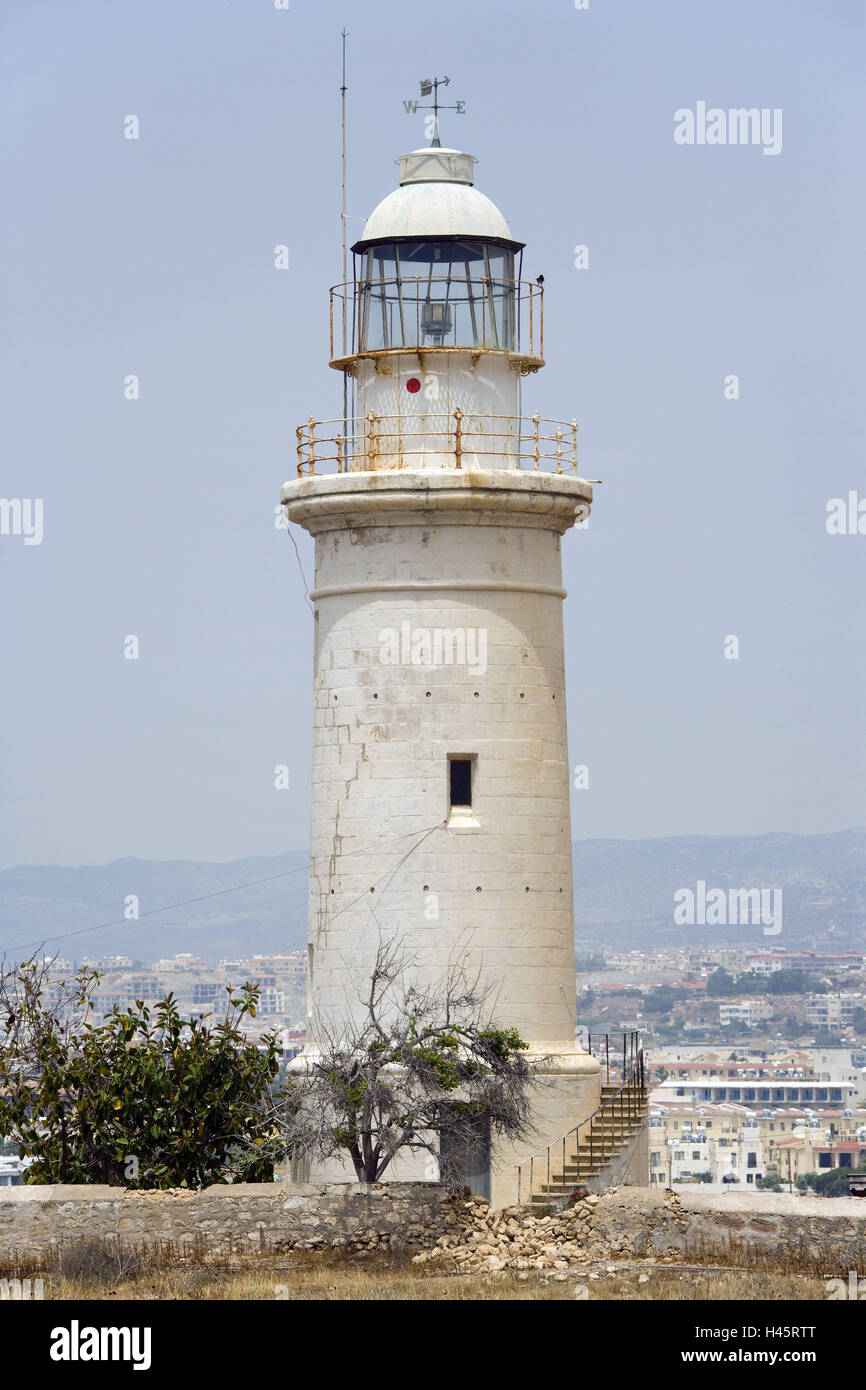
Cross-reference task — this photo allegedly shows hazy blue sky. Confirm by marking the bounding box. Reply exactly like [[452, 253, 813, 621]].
[[2, 0, 863, 869]]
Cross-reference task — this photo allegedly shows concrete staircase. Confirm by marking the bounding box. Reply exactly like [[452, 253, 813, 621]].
[[529, 1083, 648, 1209]]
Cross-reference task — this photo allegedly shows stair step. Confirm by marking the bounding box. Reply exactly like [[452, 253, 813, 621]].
[[522, 1086, 648, 1202], [572, 1134, 641, 1146], [535, 1183, 597, 1196], [588, 1114, 644, 1127], [577, 1122, 643, 1138], [565, 1149, 633, 1164], [598, 1116, 646, 1124], [581, 1119, 643, 1129], [572, 1128, 641, 1143]]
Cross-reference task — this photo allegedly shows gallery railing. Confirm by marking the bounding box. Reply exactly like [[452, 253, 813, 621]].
[[295, 410, 579, 477]]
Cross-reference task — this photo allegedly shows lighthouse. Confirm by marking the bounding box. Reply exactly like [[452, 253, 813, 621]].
[[281, 126, 602, 1205]]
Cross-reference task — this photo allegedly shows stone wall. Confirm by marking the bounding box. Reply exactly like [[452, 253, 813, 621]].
[[1, 1183, 863, 1274], [591, 1188, 866, 1268], [415, 1189, 866, 1276], [0, 1183, 454, 1263]]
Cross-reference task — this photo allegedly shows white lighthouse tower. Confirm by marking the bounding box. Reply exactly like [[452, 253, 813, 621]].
[[281, 121, 602, 1205]]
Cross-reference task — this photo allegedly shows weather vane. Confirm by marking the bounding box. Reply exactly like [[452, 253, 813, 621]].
[[402, 76, 466, 147]]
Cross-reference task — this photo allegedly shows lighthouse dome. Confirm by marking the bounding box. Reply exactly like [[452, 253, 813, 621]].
[[353, 147, 522, 250]]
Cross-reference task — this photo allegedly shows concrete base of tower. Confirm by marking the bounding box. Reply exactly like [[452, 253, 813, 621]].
[[284, 1046, 601, 1209]]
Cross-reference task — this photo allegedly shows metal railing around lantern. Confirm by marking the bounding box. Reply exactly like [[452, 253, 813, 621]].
[[328, 276, 543, 363], [515, 1032, 647, 1205], [295, 411, 579, 477]]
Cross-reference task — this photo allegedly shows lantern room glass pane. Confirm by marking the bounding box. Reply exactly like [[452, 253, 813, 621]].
[[357, 240, 516, 352]]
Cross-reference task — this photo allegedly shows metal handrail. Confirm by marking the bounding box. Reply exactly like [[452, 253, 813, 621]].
[[329, 276, 543, 360], [294, 410, 579, 477], [516, 1031, 647, 1204]]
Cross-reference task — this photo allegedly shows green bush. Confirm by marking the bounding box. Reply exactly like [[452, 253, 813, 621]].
[[0, 959, 288, 1187], [756, 1173, 784, 1192], [795, 1166, 866, 1197]]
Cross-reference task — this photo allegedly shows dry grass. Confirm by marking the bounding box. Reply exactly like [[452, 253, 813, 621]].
[[1, 1229, 854, 1301], [1, 1250, 835, 1301]]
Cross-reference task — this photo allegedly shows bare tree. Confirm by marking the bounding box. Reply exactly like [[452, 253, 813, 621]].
[[279, 939, 539, 1186]]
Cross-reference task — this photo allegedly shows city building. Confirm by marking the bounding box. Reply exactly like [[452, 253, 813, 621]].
[[806, 994, 863, 1029], [655, 1074, 855, 1109], [745, 951, 864, 976], [719, 999, 773, 1029], [0, 1157, 28, 1187], [650, 1115, 765, 1188], [769, 1133, 866, 1183], [648, 1096, 866, 1189]]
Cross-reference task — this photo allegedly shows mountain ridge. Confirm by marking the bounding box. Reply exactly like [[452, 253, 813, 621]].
[[1, 829, 863, 962]]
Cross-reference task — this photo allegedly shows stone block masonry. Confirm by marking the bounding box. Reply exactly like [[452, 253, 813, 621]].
[[0, 1183, 863, 1276], [589, 1189, 866, 1269], [0, 1183, 455, 1263], [417, 1189, 866, 1276]]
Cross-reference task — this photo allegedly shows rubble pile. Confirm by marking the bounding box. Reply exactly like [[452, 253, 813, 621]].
[[411, 1189, 685, 1277]]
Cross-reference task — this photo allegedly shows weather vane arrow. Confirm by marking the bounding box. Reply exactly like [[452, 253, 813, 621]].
[[402, 76, 466, 147]]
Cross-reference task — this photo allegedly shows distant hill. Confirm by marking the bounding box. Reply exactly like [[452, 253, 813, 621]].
[[0, 853, 309, 964], [570, 829, 866, 951], [0, 830, 863, 964]]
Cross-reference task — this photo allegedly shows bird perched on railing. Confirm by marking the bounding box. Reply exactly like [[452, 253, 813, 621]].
[[536, 274, 544, 286]]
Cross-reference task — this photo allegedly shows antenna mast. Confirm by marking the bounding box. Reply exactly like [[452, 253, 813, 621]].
[[340, 29, 349, 446]]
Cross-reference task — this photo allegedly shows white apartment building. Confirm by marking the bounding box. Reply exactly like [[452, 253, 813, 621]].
[[258, 988, 286, 1016], [655, 1076, 855, 1108], [719, 999, 773, 1028], [650, 1119, 765, 1187], [812, 1048, 866, 1104], [806, 995, 862, 1029]]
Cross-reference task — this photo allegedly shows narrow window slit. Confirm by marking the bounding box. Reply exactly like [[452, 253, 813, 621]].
[[447, 756, 479, 829], [449, 758, 472, 808]]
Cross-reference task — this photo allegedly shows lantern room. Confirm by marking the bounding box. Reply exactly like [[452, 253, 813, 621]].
[[353, 236, 518, 352], [331, 146, 542, 371], [304, 140, 571, 475]]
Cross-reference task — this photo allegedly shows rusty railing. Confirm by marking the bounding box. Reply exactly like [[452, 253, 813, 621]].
[[295, 410, 579, 477]]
